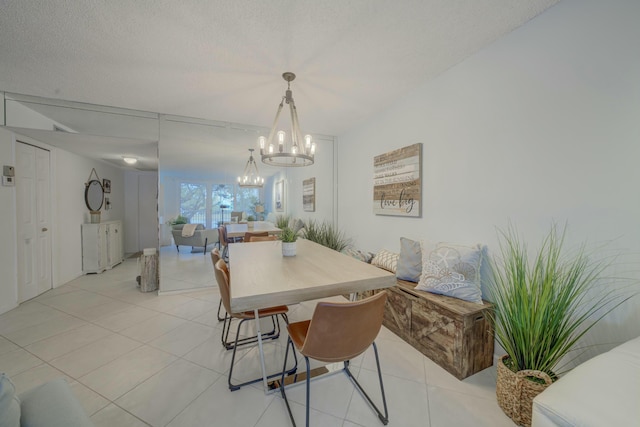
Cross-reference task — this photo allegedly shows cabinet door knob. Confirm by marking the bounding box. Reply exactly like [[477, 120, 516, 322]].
[[42, 227, 48, 232]]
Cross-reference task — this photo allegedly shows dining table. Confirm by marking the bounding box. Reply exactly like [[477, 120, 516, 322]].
[[225, 221, 282, 238], [228, 238, 396, 393]]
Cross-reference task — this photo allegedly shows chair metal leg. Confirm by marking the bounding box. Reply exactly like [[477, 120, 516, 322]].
[[280, 337, 302, 427], [343, 341, 389, 425], [221, 313, 282, 350], [203, 237, 208, 255], [175, 245, 179, 252], [228, 315, 297, 391]]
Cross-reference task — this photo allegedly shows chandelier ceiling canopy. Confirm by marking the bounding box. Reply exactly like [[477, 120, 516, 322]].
[[259, 72, 315, 167]]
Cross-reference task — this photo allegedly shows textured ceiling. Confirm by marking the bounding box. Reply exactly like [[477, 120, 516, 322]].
[[0, 0, 560, 139]]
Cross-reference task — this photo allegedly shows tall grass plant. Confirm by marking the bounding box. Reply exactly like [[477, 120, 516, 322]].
[[301, 219, 351, 252], [488, 223, 632, 377]]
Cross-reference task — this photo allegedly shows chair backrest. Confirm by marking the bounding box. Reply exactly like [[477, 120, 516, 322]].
[[213, 259, 232, 314], [300, 292, 387, 363], [247, 235, 278, 242], [230, 211, 243, 223], [218, 226, 228, 245], [211, 247, 221, 264], [244, 231, 268, 241]]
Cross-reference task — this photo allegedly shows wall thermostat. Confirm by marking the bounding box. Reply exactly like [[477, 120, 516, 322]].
[[3, 165, 15, 177]]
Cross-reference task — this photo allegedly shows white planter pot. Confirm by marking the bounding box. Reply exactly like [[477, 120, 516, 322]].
[[247, 221, 254, 229], [282, 242, 297, 257]]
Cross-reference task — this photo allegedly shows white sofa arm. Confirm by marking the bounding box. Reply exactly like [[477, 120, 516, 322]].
[[532, 335, 640, 427]]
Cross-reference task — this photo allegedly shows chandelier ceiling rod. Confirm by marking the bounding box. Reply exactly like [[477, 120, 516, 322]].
[[259, 72, 315, 167]]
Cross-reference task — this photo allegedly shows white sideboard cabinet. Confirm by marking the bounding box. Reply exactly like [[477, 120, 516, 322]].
[[82, 220, 124, 274]]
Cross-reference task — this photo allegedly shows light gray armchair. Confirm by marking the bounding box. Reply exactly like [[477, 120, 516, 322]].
[[171, 224, 219, 255]]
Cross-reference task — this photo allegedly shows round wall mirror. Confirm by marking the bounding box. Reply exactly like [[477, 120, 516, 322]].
[[85, 179, 104, 211]]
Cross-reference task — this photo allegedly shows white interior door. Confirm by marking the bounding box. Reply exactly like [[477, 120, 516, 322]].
[[16, 142, 52, 302]]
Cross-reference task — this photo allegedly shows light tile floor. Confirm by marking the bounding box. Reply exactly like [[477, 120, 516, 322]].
[[0, 249, 516, 427]]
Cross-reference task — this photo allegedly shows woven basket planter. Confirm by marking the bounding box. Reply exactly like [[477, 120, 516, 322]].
[[496, 355, 553, 427]]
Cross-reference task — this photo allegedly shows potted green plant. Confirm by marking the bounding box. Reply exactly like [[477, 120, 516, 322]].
[[247, 215, 256, 229], [488, 223, 630, 427], [301, 219, 351, 252], [280, 226, 298, 257], [170, 215, 189, 229]]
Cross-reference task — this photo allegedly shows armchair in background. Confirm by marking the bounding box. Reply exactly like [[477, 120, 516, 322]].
[[171, 224, 219, 255]]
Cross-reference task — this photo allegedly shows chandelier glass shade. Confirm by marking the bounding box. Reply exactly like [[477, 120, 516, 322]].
[[238, 149, 264, 188], [259, 72, 315, 167]]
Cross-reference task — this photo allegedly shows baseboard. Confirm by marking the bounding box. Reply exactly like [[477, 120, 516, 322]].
[[0, 301, 18, 316]]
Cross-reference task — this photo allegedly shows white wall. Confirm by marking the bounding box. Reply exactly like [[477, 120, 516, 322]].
[[0, 125, 126, 314], [124, 170, 159, 253], [42, 143, 125, 284], [338, 0, 640, 362], [285, 137, 336, 224], [0, 128, 18, 314]]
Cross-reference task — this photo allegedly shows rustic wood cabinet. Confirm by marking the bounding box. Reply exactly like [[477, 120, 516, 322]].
[[376, 280, 494, 380]]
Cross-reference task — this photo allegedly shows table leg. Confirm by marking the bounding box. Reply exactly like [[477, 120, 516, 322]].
[[254, 308, 269, 392]]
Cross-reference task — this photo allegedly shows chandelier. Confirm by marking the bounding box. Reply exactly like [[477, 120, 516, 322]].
[[259, 72, 315, 167], [237, 149, 264, 188]]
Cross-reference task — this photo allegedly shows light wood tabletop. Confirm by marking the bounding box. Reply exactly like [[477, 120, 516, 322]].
[[225, 221, 281, 238], [228, 239, 396, 312]]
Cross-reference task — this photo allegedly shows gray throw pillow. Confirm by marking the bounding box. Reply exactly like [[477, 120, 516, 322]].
[[396, 237, 422, 282]]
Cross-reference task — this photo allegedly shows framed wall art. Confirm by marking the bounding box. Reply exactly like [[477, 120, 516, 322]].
[[303, 177, 316, 212], [373, 143, 422, 217], [275, 179, 284, 212], [102, 178, 111, 193]]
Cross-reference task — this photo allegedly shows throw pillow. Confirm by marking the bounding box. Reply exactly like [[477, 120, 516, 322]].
[[0, 373, 20, 427], [416, 242, 483, 304], [371, 249, 399, 273], [341, 247, 375, 263], [396, 237, 422, 282]]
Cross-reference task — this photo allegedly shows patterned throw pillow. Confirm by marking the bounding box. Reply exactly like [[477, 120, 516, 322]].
[[371, 249, 399, 273], [341, 247, 375, 263], [416, 243, 483, 304], [396, 237, 422, 282]]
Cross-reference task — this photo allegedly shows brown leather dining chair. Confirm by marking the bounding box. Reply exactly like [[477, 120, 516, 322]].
[[244, 231, 268, 241], [213, 259, 298, 391], [211, 248, 226, 322], [210, 249, 281, 345], [280, 291, 389, 426], [246, 235, 278, 242], [218, 225, 240, 260]]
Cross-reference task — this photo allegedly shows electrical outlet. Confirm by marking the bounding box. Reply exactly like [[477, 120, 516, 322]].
[[2, 176, 15, 186]]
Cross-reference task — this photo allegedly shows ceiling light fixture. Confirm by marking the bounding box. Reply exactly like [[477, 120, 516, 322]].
[[123, 156, 138, 165], [238, 149, 264, 188], [259, 72, 315, 167]]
